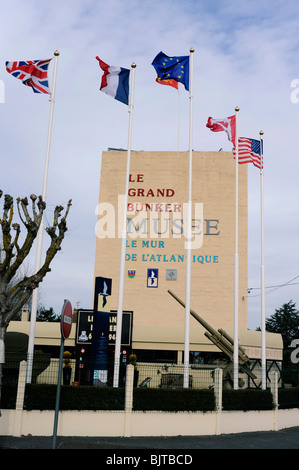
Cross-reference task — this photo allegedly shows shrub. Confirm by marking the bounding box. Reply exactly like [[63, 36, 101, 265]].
[[133, 388, 215, 412], [23, 384, 125, 411], [278, 388, 299, 409], [222, 389, 273, 411], [1, 383, 18, 409]]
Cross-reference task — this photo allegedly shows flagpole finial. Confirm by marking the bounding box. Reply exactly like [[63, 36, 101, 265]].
[[190, 47, 195, 53], [54, 50, 60, 56], [235, 106, 239, 112], [131, 63, 136, 68], [260, 130, 264, 136]]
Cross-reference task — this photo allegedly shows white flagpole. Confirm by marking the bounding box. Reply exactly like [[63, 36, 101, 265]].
[[26, 51, 60, 383], [113, 63, 136, 388], [183, 48, 194, 388], [233, 106, 239, 390], [177, 84, 181, 151], [260, 130, 266, 389]]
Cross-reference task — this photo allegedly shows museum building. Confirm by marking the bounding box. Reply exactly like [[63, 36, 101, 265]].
[[91, 150, 282, 383], [7, 150, 283, 388]]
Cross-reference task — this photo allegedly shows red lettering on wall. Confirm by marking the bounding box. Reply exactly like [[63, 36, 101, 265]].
[[129, 174, 144, 182]]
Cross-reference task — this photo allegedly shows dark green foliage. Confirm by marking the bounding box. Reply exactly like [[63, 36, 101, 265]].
[[23, 384, 125, 411], [278, 388, 299, 409], [5, 383, 299, 412], [24, 384, 57, 410], [265, 300, 299, 350], [1, 383, 17, 409], [37, 307, 59, 322], [222, 389, 273, 411], [60, 386, 125, 411], [282, 366, 299, 387], [133, 388, 215, 412]]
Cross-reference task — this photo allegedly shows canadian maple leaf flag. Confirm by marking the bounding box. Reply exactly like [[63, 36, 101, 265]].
[[206, 115, 236, 145]]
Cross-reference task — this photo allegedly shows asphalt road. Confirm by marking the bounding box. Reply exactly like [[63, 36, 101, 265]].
[[1, 426, 299, 450]]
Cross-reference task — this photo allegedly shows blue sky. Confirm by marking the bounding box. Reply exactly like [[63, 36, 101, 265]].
[[1, 0, 299, 330]]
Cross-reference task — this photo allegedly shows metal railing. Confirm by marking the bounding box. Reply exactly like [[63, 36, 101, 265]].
[[5, 356, 296, 415], [3, 353, 217, 389]]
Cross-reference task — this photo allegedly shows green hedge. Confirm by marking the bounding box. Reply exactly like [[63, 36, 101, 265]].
[[278, 388, 299, 409], [222, 389, 273, 411], [1, 383, 18, 409], [133, 388, 215, 412], [282, 367, 299, 387], [4, 384, 299, 412], [24, 384, 125, 411], [24, 386, 215, 412]]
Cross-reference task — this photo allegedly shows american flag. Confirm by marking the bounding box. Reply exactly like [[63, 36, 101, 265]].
[[5, 59, 52, 94], [233, 137, 263, 169]]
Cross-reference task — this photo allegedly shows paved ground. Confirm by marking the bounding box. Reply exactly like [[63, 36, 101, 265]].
[[1, 426, 299, 450]]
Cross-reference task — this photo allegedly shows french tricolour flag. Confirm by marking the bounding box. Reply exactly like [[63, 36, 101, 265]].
[[96, 57, 130, 105]]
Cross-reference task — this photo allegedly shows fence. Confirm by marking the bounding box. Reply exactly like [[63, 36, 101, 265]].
[[2, 355, 219, 413], [2, 360, 224, 412], [2, 354, 280, 412], [4, 357, 299, 438], [2, 353, 218, 389]]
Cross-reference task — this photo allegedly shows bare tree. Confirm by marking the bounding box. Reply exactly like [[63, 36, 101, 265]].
[[0, 191, 71, 410]]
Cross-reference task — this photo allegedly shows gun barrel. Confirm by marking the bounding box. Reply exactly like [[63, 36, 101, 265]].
[[218, 328, 250, 364], [204, 332, 233, 360], [168, 289, 236, 355], [168, 289, 251, 365], [218, 328, 246, 355], [206, 333, 257, 380], [168, 290, 221, 337]]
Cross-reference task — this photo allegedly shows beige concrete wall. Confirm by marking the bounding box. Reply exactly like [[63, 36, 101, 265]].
[[6, 319, 283, 359], [2, 408, 298, 437], [94, 150, 248, 340], [7, 320, 75, 348]]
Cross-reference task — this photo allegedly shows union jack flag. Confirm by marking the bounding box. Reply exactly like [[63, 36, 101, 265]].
[[5, 59, 52, 94]]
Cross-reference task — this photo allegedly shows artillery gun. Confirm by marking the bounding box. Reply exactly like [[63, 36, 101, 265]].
[[167, 290, 257, 384]]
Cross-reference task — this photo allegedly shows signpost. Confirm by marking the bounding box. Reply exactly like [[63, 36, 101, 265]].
[[91, 277, 112, 386], [76, 309, 133, 347], [52, 300, 73, 449], [61, 300, 72, 340]]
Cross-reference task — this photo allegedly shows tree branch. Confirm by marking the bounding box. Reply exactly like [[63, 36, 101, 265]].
[[3, 194, 45, 284], [0, 195, 14, 274], [0, 192, 72, 330]]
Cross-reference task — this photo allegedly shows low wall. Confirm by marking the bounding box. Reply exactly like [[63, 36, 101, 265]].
[[1, 408, 299, 438], [1, 361, 299, 438]]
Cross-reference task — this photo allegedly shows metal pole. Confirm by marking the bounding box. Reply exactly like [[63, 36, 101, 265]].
[[52, 335, 64, 449], [233, 106, 239, 390], [26, 51, 60, 383], [177, 85, 181, 151], [260, 130, 266, 389], [183, 48, 194, 388], [113, 63, 136, 387]]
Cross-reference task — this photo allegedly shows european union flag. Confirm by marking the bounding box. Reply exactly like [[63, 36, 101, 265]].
[[152, 51, 190, 91]]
